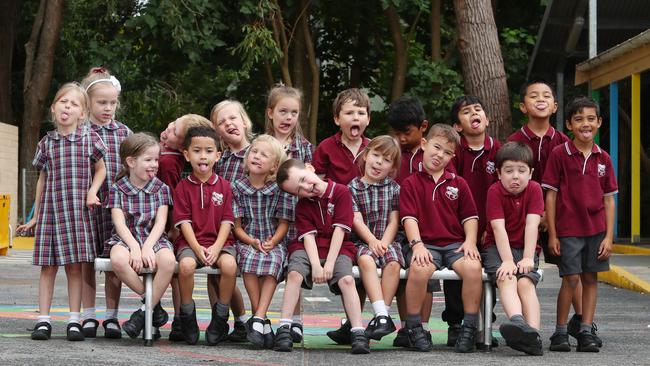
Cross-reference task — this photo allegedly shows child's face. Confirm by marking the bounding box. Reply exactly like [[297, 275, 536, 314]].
[[421, 135, 455, 175], [246, 140, 278, 177], [363, 148, 394, 183], [183, 136, 220, 176], [160, 119, 184, 150], [214, 104, 248, 148], [334, 101, 370, 142], [280, 166, 323, 199], [127, 144, 160, 185], [268, 97, 300, 138], [566, 107, 602, 145], [393, 123, 427, 151], [498, 160, 532, 195], [519, 83, 558, 120], [51, 90, 86, 132], [89, 84, 118, 125], [454, 103, 488, 137]]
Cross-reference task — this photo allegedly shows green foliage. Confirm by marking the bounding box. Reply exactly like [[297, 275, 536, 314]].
[[500, 27, 536, 128], [232, 23, 283, 72]]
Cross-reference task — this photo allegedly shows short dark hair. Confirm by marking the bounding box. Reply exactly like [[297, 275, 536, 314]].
[[450, 95, 484, 124], [387, 95, 426, 132], [495, 141, 534, 170], [182, 125, 220, 150], [565, 96, 601, 121], [519, 79, 556, 101], [276, 158, 306, 190], [332, 88, 370, 117]]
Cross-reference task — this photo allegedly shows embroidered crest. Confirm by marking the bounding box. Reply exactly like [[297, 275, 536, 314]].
[[445, 186, 459, 200], [597, 163, 606, 177], [327, 202, 335, 216], [486, 161, 496, 174], [212, 192, 223, 206]]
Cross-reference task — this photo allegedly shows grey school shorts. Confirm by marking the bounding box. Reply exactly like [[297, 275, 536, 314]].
[[558, 232, 610, 276], [176, 245, 237, 269], [287, 249, 353, 295], [405, 242, 465, 270], [481, 245, 541, 286], [398, 239, 440, 294]]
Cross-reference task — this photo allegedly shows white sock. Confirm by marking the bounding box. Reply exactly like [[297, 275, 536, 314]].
[[351, 327, 365, 333], [263, 320, 272, 335], [105, 308, 118, 320], [36, 315, 51, 330], [372, 300, 388, 317], [82, 307, 96, 320], [252, 317, 264, 333], [69, 312, 81, 332], [237, 314, 250, 324], [292, 315, 302, 324], [280, 318, 293, 327], [421, 322, 429, 331]]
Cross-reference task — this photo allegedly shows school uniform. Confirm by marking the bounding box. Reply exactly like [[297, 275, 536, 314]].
[[286, 135, 314, 163], [105, 176, 173, 253], [158, 146, 185, 190], [32, 125, 107, 266], [348, 177, 405, 268], [216, 146, 250, 184], [395, 146, 423, 185], [312, 131, 370, 185], [232, 178, 294, 280], [541, 141, 618, 276], [507, 124, 569, 183]]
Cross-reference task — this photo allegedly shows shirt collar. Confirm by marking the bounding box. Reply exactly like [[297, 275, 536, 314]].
[[349, 176, 392, 191], [46, 124, 89, 142], [236, 177, 277, 195], [521, 124, 557, 141], [91, 120, 119, 131], [564, 141, 602, 156], [460, 135, 494, 151], [222, 145, 250, 159], [334, 131, 369, 149], [416, 168, 456, 183], [497, 180, 526, 198], [187, 173, 219, 186], [116, 176, 164, 195]]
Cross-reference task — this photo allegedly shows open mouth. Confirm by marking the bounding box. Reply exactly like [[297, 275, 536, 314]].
[[470, 117, 481, 129], [534, 102, 548, 110], [227, 127, 240, 135], [198, 163, 210, 173], [146, 169, 157, 179], [349, 126, 361, 138]]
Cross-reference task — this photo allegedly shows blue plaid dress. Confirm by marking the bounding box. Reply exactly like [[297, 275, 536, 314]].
[[105, 176, 173, 253], [216, 145, 250, 184], [90, 120, 132, 256], [232, 178, 294, 280], [348, 177, 405, 268], [285, 135, 314, 163], [32, 125, 107, 266]]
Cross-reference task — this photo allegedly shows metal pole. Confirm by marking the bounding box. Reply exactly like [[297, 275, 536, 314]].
[[589, 0, 597, 58], [21, 168, 26, 223]]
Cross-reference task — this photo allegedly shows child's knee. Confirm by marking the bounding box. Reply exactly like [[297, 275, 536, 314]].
[[580, 272, 598, 286], [516, 277, 535, 291], [179, 257, 197, 276], [218, 255, 237, 276], [286, 270, 304, 285], [157, 251, 176, 272], [409, 263, 434, 281], [384, 260, 401, 273], [563, 274, 580, 288], [337, 275, 355, 289], [358, 255, 375, 269]]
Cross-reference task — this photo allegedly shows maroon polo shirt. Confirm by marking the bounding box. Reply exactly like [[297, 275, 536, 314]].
[[541, 141, 618, 237], [158, 146, 185, 190], [400, 170, 478, 247], [396, 145, 424, 185], [507, 124, 568, 183], [483, 181, 544, 251], [312, 131, 370, 185], [289, 179, 356, 260], [172, 173, 234, 251], [451, 134, 501, 238]]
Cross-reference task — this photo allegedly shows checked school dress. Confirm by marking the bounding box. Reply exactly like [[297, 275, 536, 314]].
[[216, 146, 250, 184], [32, 125, 107, 266], [348, 177, 405, 268], [90, 120, 132, 255], [232, 178, 294, 280], [285, 135, 314, 163], [105, 176, 173, 253]]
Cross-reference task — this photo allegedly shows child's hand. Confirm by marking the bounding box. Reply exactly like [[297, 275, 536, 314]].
[[141, 245, 156, 269], [322, 261, 334, 281], [86, 192, 101, 209], [369, 239, 385, 257], [208, 245, 220, 264], [17, 219, 36, 234], [195, 246, 210, 266], [312, 265, 327, 284], [262, 236, 276, 252], [410, 244, 433, 267], [203, 246, 217, 266], [548, 236, 561, 256], [517, 257, 535, 274], [496, 260, 517, 281], [598, 237, 613, 260], [129, 246, 143, 273], [456, 241, 481, 261], [252, 239, 267, 254]]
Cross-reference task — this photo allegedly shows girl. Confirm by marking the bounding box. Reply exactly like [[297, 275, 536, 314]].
[[265, 85, 314, 163], [232, 135, 292, 349], [348, 135, 404, 340], [18, 83, 107, 341], [106, 133, 176, 339], [80, 67, 132, 339]]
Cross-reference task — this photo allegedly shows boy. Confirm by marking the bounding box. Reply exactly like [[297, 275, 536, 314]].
[[543, 97, 616, 352], [274, 159, 370, 354], [482, 141, 544, 356], [400, 124, 483, 353], [312, 88, 371, 185], [172, 126, 238, 345]]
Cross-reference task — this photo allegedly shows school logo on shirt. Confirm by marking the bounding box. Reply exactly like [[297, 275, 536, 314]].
[[445, 186, 459, 200], [486, 161, 496, 174], [597, 164, 606, 177], [327, 202, 335, 216], [212, 192, 223, 206]]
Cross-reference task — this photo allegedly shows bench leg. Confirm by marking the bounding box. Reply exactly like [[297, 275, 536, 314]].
[[144, 273, 154, 346], [482, 280, 493, 351]]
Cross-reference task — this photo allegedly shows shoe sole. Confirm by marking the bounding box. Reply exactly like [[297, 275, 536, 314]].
[[104, 329, 122, 339], [549, 344, 571, 352], [274, 344, 293, 352], [351, 346, 370, 354], [31, 333, 50, 341], [123, 324, 141, 339], [326, 332, 351, 345], [500, 323, 541, 355], [577, 343, 600, 352], [246, 332, 266, 348]]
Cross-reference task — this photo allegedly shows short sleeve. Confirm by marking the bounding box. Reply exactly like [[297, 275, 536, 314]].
[[348, 185, 360, 212], [304, 140, 315, 164], [231, 183, 244, 219], [172, 181, 192, 226], [390, 182, 400, 212], [312, 143, 328, 175], [601, 154, 618, 195], [541, 147, 562, 191], [295, 199, 317, 240], [457, 177, 478, 222], [526, 182, 545, 216], [32, 137, 49, 171], [159, 184, 173, 207], [486, 184, 505, 221], [332, 186, 354, 232], [220, 182, 235, 224], [399, 177, 418, 221], [90, 131, 107, 163], [275, 190, 295, 221], [106, 183, 122, 209]]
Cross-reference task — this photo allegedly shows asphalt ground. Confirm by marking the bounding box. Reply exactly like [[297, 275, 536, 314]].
[[1, 249, 650, 366]]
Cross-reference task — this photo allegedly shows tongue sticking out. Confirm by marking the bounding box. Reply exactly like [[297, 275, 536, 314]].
[[147, 171, 156, 179], [350, 126, 360, 138], [471, 119, 481, 129], [199, 164, 210, 173]]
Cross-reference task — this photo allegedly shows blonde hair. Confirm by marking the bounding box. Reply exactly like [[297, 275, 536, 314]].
[[426, 123, 461, 149], [115, 133, 159, 181], [358, 135, 401, 177], [244, 134, 288, 182], [265, 84, 304, 139], [209, 99, 255, 151], [81, 67, 119, 96], [332, 88, 370, 117], [50, 82, 89, 127], [176, 114, 213, 136]]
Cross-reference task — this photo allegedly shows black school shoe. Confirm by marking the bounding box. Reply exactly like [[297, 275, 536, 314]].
[[326, 319, 352, 345], [153, 302, 169, 327], [246, 318, 266, 348], [350, 330, 371, 354], [549, 331, 571, 352], [446, 323, 461, 346], [82, 318, 99, 338], [168, 317, 185, 342], [67, 322, 85, 341], [454, 324, 477, 353], [576, 331, 600, 352], [499, 321, 543, 356], [102, 318, 122, 339], [31, 322, 52, 340], [290, 322, 303, 343], [365, 315, 396, 340], [227, 320, 248, 342], [205, 303, 229, 345], [407, 324, 433, 352], [264, 319, 275, 349], [393, 327, 409, 347], [123, 309, 145, 339], [273, 325, 293, 352], [179, 303, 200, 345], [568, 314, 603, 348]]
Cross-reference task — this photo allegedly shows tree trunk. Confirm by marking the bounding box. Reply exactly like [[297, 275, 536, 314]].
[[453, 0, 511, 141], [0, 0, 20, 124], [385, 4, 407, 102], [430, 0, 441, 61], [21, 0, 65, 215], [299, 0, 319, 144], [270, 0, 292, 86]]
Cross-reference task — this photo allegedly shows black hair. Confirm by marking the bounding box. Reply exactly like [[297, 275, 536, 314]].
[[182, 125, 220, 150], [450, 95, 484, 123], [276, 158, 306, 190], [495, 141, 534, 170], [387, 95, 426, 132], [519, 79, 556, 101], [565, 96, 601, 121]]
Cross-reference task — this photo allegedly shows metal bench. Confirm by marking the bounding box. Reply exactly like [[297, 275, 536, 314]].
[[94, 257, 542, 349]]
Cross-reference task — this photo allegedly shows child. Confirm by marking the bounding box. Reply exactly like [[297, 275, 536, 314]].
[[265, 85, 314, 162], [348, 136, 404, 340], [173, 126, 238, 345], [482, 141, 543, 356], [232, 135, 293, 348], [19, 83, 107, 341], [543, 96, 616, 352], [106, 133, 175, 339], [80, 67, 132, 339], [400, 124, 483, 353], [274, 159, 370, 354], [312, 88, 371, 185]]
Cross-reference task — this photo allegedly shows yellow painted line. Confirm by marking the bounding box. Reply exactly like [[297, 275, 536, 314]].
[[612, 244, 650, 255], [599, 264, 650, 294]]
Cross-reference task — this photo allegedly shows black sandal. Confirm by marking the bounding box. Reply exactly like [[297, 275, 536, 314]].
[[102, 318, 122, 339], [31, 322, 52, 340], [82, 318, 99, 338], [67, 322, 85, 341]]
